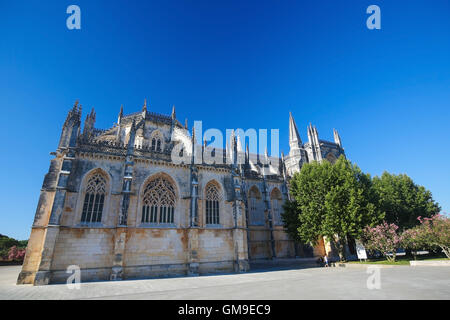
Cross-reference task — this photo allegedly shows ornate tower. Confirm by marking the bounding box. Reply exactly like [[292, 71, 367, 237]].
[[58, 101, 82, 149], [307, 124, 322, 161], [285, 112, 308, 176]]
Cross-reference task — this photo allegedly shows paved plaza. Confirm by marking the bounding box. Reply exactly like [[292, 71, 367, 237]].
[[0, 265, 449, 300]]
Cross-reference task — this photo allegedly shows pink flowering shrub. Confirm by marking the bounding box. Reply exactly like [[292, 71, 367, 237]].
[[416, 213, 450, 259], [401, 227, 426, 259], [7, 246, 26, 262], [362, 222, 402, 261]]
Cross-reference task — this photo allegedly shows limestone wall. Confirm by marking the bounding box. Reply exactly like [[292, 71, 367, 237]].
[[19, 154, 309, 285]]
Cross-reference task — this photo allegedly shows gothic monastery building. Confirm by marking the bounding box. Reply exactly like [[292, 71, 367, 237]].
[[18, 101, 345, 285]]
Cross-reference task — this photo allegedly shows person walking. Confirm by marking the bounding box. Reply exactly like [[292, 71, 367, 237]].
[[323, 254, 329, 267]]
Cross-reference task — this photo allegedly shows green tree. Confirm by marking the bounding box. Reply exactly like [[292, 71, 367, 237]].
[[372, 172, 440, 231], [286, 156, 384, 261], [281, 199, 302, 242], [0, 234, 28, 259]]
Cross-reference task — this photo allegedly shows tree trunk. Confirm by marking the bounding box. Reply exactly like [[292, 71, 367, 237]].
[[337, 238, 346, 262], [440, 246, 450, 259]]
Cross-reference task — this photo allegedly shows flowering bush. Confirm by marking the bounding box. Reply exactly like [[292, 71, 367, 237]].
[[401, 227, 426, 259], [416, 214, 450, 259], [362, 222, 402, 261], [7, 246, 26, 262]]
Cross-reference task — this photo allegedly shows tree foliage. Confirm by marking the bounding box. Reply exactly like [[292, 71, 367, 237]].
[[415, 214, 450, 259], [372, 172, 440, 231], [7, 246, 26, 262], [286, 155, 384, 260], [0, 234, 27, 260], [281, 200, 302, 242]]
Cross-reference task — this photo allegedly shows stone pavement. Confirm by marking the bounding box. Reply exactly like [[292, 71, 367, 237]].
[[0, 265, 449, 300]]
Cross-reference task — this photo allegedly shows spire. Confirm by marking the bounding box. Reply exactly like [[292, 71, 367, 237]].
[[307, 123, 312, 143], [236, 135, 244, 166], [313, 126, 319, 145], [230, 130, 237, 164], [59, 101, 82, 149], [310, 125, 322, 161], [142, 99, 147, 112], [333, 128, 342, 148], [65, 100, 82, 123], [127, 119, 137, 155], [90, 107, 96, 122], [264, 147, 269, 164], [171, 105, 176, 119], [118, 104, 124, 124], [289, 112, 302, 149], [141, 99, 147, 119], [191, 127, 196, 164], [236, 135, 243, 153], [83, 107, 96, 137], [245, 142, 250, 164], [72, 100, 79, 112], [184, 118, 188, 130], [280, 151, 286, 176]]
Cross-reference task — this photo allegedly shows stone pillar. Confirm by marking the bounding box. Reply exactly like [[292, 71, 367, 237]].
[[111, 150, 134, 280], [262, 179, 276, 259], [187, 154, 200, 275], [231, 171, 249, 272], [187, 228, 199, 276], [17, 157, 60, 284], [35, 153, 75, 285], [18, 150, 75, 285], [110, 229, 127, 280], [33, 225, 60, 285], [232, 201, 249, 272]]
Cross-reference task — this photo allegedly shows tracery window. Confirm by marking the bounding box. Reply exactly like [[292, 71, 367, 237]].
[[249, 186, 264, 225], [151, 131, 163, 152], [141, 176, 176, 224], [271, 188, 283, 225], [81, 172, 107, 223], [205, 183, 220, 225]]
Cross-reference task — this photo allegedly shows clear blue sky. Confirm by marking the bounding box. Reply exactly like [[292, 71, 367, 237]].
[[1, 0, 449, 240]]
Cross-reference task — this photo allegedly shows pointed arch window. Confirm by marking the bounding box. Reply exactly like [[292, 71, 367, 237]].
[[205, 183, 220, 225], [81, 172, 107, 223], [156, 139, 161, 152], [151, 131, 163, 152], [249, 186, 264, 225], [270, 188, 283, 225], [142, 176, 176, 224]]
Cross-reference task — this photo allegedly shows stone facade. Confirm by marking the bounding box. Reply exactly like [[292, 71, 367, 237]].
[[18, 101, 345, 285]]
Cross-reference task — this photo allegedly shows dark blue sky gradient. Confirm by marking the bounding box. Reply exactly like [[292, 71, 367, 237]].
[[1, 0, 449, 239]]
